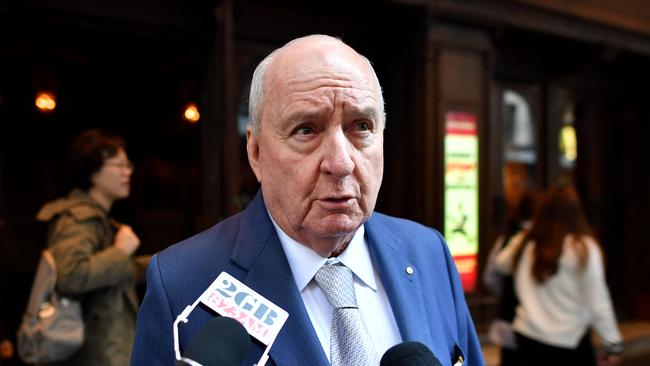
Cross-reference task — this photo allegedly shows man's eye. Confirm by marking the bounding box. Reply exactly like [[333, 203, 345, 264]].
[[293, 125, 315, 135], [356, 121, 370, 131]]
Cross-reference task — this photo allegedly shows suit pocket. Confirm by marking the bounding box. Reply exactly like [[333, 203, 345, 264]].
[[451, 343, 466, 366]]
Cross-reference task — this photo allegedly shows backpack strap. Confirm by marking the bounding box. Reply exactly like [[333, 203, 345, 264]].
[[23, 250, 57, 320]]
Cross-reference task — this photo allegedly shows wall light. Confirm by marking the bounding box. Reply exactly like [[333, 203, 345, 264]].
[[183, 103, 200, 124], [35, 92, 56, 112]]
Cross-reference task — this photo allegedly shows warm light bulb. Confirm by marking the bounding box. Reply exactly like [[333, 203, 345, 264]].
[[184, 103, 200, 123], [35, 92, 56, 112]]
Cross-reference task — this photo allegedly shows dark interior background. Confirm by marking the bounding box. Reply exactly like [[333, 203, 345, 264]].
[[1, 1, 649, 363]]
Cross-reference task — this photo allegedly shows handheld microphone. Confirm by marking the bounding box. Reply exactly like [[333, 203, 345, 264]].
[[380, 341, 442, 366], [175, 317, 251, 366]]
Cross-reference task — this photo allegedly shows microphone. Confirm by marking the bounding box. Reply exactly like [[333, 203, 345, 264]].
[[176, 317, 251, 366], [380, 341, 442, 366]]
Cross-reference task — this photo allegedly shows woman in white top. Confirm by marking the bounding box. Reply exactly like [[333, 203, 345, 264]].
[[495, 185, 622, 366]]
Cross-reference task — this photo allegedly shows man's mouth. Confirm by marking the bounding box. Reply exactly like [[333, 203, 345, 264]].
[[325, 197, 352, 202], [318, 196, 356, 210]]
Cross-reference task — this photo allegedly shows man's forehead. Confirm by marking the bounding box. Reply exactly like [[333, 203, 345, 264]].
[[271, 38, 367, 78], [269, 71, 381, 121], [259, 35, 383, 127], [282, 100, 382, 122]]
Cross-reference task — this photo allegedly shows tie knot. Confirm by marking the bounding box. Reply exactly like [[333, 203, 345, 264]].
[[314, 264, 357, 309]]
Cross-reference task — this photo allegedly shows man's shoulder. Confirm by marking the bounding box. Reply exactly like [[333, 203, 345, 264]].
[[369, 211, 443, 239], [367, 212, 449, 261], [144, 211, 254, 309]]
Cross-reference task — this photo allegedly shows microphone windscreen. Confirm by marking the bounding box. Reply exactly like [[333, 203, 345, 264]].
[[184, 316, 251, 366], [380, 341, 442, 366]]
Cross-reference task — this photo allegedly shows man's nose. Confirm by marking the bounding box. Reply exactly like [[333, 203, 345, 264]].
[[320, 129, 355, 177]]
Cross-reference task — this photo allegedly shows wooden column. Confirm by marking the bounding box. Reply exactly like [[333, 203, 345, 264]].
[[200, 0, 239, 230], [426, 23, 493, 246], [423, 21, 494, 303]]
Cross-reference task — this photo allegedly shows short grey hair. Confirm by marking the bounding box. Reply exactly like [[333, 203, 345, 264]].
[[247, 36, 385, 135]]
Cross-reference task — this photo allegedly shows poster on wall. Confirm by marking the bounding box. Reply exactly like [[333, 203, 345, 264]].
[[444, 111, 479, 292]]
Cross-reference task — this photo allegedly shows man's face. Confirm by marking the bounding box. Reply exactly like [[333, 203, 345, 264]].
[[247, 37, 384, 257]]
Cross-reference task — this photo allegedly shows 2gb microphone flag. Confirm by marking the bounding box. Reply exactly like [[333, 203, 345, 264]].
[[199, 272, 289, 346]]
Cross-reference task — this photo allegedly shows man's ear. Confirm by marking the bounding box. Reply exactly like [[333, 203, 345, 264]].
[[246, 127, 262, 183]]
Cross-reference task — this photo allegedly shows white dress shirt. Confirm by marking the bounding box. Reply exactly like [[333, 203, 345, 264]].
[[269, 217, 402, 361]]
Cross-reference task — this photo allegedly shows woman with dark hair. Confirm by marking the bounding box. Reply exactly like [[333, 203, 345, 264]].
[[495, 185, 622, 366], [35, 129, 148, 366]]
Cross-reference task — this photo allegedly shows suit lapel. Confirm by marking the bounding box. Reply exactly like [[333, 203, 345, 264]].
[[365, 215, 435, 346], [230, 192, 328, 366], [228, 194, 439, 364]]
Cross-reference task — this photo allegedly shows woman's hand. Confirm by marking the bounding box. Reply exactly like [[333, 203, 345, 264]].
[[114, 225, 140, 256], [598, 353, 621, 366]]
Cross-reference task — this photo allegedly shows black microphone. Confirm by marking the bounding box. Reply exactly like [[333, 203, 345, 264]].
[[380, 341, 442, 366], [176, 316, 251, 366]]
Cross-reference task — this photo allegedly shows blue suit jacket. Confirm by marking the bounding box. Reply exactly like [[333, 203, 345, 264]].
[[131, 192, 484, 366]]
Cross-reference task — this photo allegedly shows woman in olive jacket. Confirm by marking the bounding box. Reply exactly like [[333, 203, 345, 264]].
[[36, 129, 148, 366]]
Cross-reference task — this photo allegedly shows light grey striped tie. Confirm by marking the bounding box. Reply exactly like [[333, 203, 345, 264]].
[[314, 263, 379, 366]]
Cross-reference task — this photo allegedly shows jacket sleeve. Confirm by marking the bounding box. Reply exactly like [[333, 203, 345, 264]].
[[48, 214, 135, 295], [131, 254, 176, 366], [483, 235, 505, 294], [493, 232, 525, 275], [133, 255, 152, 284], [437, 231, 485, 366], [581, 238, 622, 350]]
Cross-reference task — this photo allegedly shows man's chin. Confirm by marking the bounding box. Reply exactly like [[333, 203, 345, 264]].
[[312, 215, 363, 238]]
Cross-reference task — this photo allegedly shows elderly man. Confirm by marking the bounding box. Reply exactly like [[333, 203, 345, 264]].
[[131, 35, 484, 366]]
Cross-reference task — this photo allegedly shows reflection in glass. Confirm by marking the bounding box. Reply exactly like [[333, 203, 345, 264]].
[[503, 90, 536, 164], [559, 102, 577, 169], [502, 89, 538, 216]]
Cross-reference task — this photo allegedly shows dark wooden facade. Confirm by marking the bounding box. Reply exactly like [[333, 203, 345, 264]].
[[1, 0, 649, 349]]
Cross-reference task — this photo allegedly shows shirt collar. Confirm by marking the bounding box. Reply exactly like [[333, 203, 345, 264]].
[[268, 213, 377, 293]]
